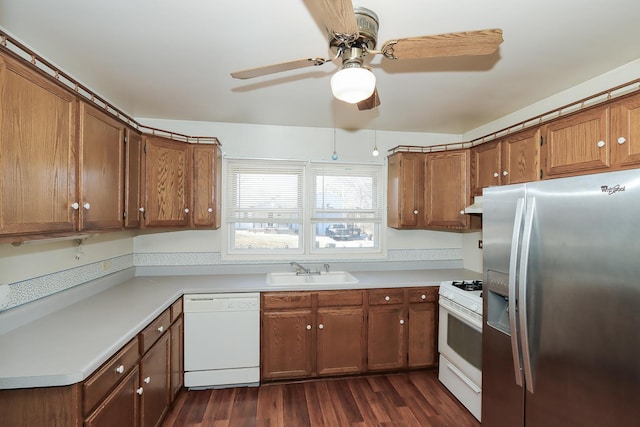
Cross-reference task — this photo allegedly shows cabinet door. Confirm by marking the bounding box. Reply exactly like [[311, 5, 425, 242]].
[[316, 307, 364, 376], [0, 55, 78, 236], [501, 127, 541, 185], [542, 106, 609, 177], [367, 305, 405, 371], [124, 129, 143, 228], [142, 136, 192, 227], [85, 366, 140, 427], [610, 93, 640, 167], [407, 303, 438, 368], [140, 332, 170, 427], [387, 152, 425, 228], [425, 150, 473, 229], [471, 141, 501, 197], [79, 102, 125, 230], [169, 316, 183, 402], [192, 144, 221, 228], [261, 309, 314, 380]]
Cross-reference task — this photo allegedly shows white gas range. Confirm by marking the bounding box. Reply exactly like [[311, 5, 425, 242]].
[[438, 280, 483, 421]]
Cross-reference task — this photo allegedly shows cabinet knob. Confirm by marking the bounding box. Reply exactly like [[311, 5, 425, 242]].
[[157, 326, 164, 333], [144, 376, 151, 384], [318, 324, 324, 330], [421, 294, 426, 300], [618, 137, 627, 145], [385, 296, 390, 301], [503, 170, 508, 176], [207, 207, 213, 213], [306, 324, 312, 330], [139, 207, 145, 212], [83, 202, 91, 210], [459, 210, 465, 215], [184, 208, 190, 213], [597, 140, 606, 148], [71, 202, 80, 210], [413, 209, 418, 215], [136, 387, 144, 395], [493, 172, 499, 178], [400, 319, 405, 325], [115, 365, 125, 374]]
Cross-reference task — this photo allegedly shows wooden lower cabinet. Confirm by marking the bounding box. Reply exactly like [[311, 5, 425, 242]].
[[261, 287, 438, 382], [85, 366, 140, 427], [170, 316, 184, 402], [140, 332, 171, 427]]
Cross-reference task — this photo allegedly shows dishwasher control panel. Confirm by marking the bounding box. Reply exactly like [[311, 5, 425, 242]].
[[184, 293, 260, 312]]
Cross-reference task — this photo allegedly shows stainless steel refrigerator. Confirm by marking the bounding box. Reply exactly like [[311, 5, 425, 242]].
[[482, 168, 640, 427]]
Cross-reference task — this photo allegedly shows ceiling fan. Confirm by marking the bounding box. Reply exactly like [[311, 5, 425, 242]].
[[230, 0, 503, 111]]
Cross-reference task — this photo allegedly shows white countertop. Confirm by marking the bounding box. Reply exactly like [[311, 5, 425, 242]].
[[0, 268, 481, 390]]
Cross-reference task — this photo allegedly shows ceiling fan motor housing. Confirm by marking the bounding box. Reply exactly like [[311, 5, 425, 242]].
[[329, 7, 379, 54]]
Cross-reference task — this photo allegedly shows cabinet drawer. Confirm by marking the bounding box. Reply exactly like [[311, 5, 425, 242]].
[[317, 290, 363, 307], [170, 297, 183, 322], [83, 337, 139, 415], [407, 287, 438, 303], [262, 292, 312, 310], [140, 308, 171, 354], [368, 289, 404, 305]]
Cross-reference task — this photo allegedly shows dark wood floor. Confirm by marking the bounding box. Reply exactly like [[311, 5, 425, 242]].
[[162, 370, 480, 427]]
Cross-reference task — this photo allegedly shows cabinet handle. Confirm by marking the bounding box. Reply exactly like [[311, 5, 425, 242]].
[[385, 296, 390, 301], [421, 294, 426, 300], [136, 387, 144, 395], [503, 170, 508, 176], [115, 365, 125, 374], [400, 319, 405, 325], [597, 140, 606, 148], [139, 207, 145, 212], [144, 376, 151, 384], [207, 207, 213, 213], [83, 202, 91, 210], [318, 324, 324, 330], [157, 326, 164, 333], [493, 172, 499, 178], [184, 208, 190, 213], [618, 137, 627, 145], [71, 202, 80, 210], [306, 324, 312, 330], [413, 209, 418, 215]]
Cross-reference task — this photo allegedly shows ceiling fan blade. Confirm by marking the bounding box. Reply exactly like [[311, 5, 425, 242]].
[[381, 28, 503, 60], [357, 88, 380, 111], [316, 0, 359, 39], [231, 57, 330, 79]]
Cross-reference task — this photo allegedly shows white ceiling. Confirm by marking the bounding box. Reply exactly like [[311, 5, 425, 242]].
[[1, 0, 640, 134]]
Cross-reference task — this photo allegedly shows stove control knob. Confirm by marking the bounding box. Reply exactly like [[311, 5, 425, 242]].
[[471, 304, 480, 312], [446, 292, 455, 300]]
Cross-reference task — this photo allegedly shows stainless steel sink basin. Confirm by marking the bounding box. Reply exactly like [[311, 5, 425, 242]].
[[266, 271, 359, 286]]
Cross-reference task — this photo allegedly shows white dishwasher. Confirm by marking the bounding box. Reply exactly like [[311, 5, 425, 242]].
[[183, 293, 260, 389]]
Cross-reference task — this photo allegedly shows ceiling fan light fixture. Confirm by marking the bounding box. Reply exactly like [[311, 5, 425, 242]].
[[330, 65, 376, 104]]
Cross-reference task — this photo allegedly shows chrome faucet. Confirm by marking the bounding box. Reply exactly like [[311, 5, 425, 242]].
[[290, 262, 311, 275], [323, 263, 330, 273]]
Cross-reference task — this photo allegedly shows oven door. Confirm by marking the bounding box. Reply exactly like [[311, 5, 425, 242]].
[[438, 297, 482, 387]]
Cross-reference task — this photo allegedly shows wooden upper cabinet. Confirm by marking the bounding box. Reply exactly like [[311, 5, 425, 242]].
[[0, 55, 78, 236], [142, 135, 192, 228], [79, 102, 125, 231], [610, 92, 640, 168], [124, 129, 143, 228], [387, 152, 425, 229], [542, 106, 610, 178], [425, 150, 478, 230], [192, 144, 222, 228], [471, 128, 541, 196]]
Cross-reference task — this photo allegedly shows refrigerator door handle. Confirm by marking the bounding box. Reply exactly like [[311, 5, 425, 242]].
[[519, 196, 536, 393], [508, 197, 525, 387]]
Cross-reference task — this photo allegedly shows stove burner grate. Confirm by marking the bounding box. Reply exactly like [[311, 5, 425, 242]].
[[452, 280, 483, 292]]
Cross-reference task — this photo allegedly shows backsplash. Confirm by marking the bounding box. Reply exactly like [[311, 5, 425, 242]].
[[1, 248, 462, 312]]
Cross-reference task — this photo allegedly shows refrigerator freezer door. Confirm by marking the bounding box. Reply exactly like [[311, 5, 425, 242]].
[[522, 169, 640, 427]]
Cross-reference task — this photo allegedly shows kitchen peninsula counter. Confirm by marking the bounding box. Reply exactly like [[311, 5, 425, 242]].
[[0, 268, 481, 390]]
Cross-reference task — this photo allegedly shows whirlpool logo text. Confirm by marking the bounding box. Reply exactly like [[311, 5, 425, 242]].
[[600, 184, 626, 195]]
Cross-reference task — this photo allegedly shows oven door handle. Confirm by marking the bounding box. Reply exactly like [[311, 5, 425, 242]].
[[508, 197, 525, 387], [446, 362, 481, 394]]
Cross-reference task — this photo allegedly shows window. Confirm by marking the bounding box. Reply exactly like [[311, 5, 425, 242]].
[[225, 158, 384, 259]]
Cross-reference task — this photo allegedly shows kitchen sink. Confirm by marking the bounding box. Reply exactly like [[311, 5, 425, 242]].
[[266, 271, 359, 286]]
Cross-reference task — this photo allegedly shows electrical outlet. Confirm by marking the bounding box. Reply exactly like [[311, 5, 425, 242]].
[[478, 240, 483, 249], [0, 284, 10, 309], [102, 260, 111, 271]]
